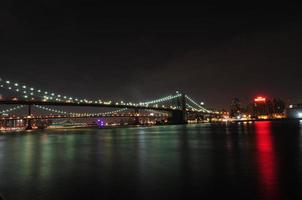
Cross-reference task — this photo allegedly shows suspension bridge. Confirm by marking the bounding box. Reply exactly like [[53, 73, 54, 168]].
[[0, 77, 220, 129]]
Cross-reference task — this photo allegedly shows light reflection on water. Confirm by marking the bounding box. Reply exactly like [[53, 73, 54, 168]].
[[255, 122, 279, 200], [0, 122, 301, 200]]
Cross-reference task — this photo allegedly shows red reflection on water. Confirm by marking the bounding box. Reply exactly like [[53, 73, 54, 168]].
[[255, 121, 279, 200]]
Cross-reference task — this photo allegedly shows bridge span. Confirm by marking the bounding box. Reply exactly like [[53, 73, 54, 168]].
[[0, 77, 219, 129]]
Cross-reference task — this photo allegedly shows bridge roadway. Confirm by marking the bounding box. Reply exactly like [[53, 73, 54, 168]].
[[0, 100, 212, 113], [0, 100, 179, 112], [0, 113, 168, 120]]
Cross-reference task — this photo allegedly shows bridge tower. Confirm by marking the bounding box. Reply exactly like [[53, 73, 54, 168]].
[[168, 93, 187, 125]]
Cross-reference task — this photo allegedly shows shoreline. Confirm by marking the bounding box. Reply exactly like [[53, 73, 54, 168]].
[[230, 118, 302, 123], [1, 119, 302, 134]]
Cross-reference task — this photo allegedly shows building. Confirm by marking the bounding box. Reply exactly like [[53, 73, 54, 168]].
[[250, 96, 285, 119]]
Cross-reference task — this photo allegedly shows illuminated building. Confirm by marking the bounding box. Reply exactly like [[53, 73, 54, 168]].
[[252, 96, 285, 119], [253, 96, 268, 119]]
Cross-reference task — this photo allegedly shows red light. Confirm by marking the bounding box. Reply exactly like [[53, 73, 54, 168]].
[[254, 96, 266, 103], [255, 122, 279, 199]]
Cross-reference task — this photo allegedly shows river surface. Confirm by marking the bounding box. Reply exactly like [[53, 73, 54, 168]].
[[0, 121, 302, 200]]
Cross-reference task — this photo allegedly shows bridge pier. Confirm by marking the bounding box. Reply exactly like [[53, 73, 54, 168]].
[[25, 119, 32, 130], [168, 110, 187, 125], [134, 108, 140, 125], [25, 105, 32, 130], [196, 116, 203, 123]]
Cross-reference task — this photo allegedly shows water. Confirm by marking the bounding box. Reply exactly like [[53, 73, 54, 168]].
[[0, 121, 302, 200]]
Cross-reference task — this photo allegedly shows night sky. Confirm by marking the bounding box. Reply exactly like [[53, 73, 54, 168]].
[[1, 2, 302, 109]]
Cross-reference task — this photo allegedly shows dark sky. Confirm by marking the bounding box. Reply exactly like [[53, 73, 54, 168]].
[[1, 2, 302, 109]]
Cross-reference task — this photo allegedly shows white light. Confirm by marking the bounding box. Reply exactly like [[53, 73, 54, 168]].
[[298, 113, 302, 118]]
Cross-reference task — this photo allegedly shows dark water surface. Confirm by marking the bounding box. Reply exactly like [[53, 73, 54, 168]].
[[0, 121, 302, 200]]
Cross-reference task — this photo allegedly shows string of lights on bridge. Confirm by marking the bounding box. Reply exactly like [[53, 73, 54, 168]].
[[34, 105, 128, 117], [185, 95, 212, 113], [0, 77, 90, 103], [0, 78, 183, 109], [0, 100, 211, 117], [0, 104, 167, 118], [0, 105, 25, 114], [0, 104, 129, 117], [33, 106, 170, 118], [0, 97, 176, 117], [0, 77, 213, 116], [0, 102, 204, 118], [32, 95, 208, 116]]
